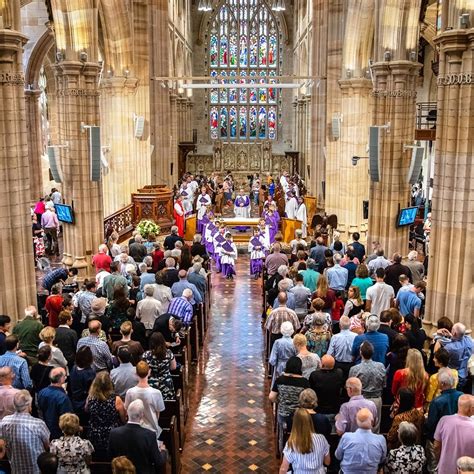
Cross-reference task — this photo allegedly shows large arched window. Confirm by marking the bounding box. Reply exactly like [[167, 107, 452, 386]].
[[208, 0, 280, 141]]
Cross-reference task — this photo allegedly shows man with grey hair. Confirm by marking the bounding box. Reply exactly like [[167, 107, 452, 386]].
[[188, 262, 207, 300], [327, 253, 348, 291], [171, 269, 202, 305], [335, 379, 378, 435], [405, 250, 425, 283], [289, 229, 307, 255], [108, 398, 165, 473], [336, 407, 386, 472], [351, 314, 389, 364], [139, 261, 155, 290], [0, 390, 50, 474], [167, 288, 194, 326], [272, 278, 296, 310], [327, 316, 357, 380], [439, 322, 473, 391], [264, 242, 289, 277], [163, 225, 184, 251], [161, 256, 179, 287], [137, 284, 163, 332], [457, 456, 474, 474], [129, 233, 147, 262], [0, 367, 19, 419], [12, 306, 43, 363], [37, 367, 72, 439]]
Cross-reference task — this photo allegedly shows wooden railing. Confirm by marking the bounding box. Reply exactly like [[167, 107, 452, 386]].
[[104, 204, 135, 242]]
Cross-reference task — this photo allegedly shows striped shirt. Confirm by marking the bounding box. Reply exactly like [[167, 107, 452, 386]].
[[283, 433, 329, 474], [76, 336, 113, 372], [42, 268, 68, 292], [265, 306, 300, 335], [168, 297, 194, 326], [0, 352, 32, 389], [0, 412, 50, 474]]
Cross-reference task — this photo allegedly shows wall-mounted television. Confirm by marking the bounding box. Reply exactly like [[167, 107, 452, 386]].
[[55, 204, 75, 224], [396, 206, 418, 227]]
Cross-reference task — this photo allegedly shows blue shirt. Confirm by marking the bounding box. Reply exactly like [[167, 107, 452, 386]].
[[37, 385, 73, 440], [139, 272, 156, 291], [444, 336, 473, 379], [351, 241, 366, 262], [42, 268, 68, 292], [168, 297, 194, 326], [300, 269, 320, 293], [327, 329, 357, 363], [273, 292, 296, 311], [425, 388, 463, 440], [310, 244, 327, 267], [396, 290, 421, 316], [327, 265, 348, 291], [171, 280, 202, 305], [352, 331, 389, 365], [335, 428, 386, 474], [0, 352, 32, 389]]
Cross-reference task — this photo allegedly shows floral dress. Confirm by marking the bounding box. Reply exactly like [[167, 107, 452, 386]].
[[142, 349, 176, 400], [50, 435, 94, 474], [86, 395, 121, 453], [386, 444, 426, 473], [306, 329, 331, 358]]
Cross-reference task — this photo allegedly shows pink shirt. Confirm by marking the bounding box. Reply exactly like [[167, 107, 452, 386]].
[[41, 210, 59, 229], [434, 414, 474, 474]]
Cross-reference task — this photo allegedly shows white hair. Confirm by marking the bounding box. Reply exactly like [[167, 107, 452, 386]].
[[143, 256, 153, 267], [14, 390, 32, 413], [138, 262, 148, 272], [127, 399, 144, 422], [165, 257, 175, 268], [452, 322, 466, 338], [407, 250, 418, 261], [295, 229, 303, 237], [24, 306, 38, 319], [278, 279, 290, 291], [171, 226, 178, 234], [333, 253, 342, 264], [99, 244, 108, 253], [192, 262, 202, 273], [366, 315, 380, 332], [144, 284, 155, 297], [280, 321, 294, 337], [438, 368, 455, 388], [193, 234, 202, 243], [339, 315, 351, 330], [277, 265, 289, 277], [182, 288, 193, 299], [125, 263, 136, 275], [170, 249, 181, 258]]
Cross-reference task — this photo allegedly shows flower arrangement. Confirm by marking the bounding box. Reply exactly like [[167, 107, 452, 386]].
[[136, 220, 160, 239]]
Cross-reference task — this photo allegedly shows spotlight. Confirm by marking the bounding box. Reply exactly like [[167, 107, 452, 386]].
[[56, 51, 64, 62], [79, 51, 88, 62], [123, 68, 130, 77], [384, 50, 392, 62], [345, 69, 353, 79], [460, 13, 470, 28], [409, 51, 417, 62]]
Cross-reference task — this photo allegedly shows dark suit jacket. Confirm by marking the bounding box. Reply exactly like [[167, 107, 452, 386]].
[[162, 268, 179, 288], [108, 423, 164, 474]]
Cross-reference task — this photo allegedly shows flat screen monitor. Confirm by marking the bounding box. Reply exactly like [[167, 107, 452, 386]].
[[396, 206, 418, 227], [55, 204, 75, 224]]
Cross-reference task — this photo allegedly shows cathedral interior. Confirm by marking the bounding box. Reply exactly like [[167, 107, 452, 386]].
[[0, 0, 473, 471]]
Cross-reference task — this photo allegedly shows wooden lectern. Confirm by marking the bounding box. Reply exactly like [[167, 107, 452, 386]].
[[184, 214, 197, 241], [281, 218, 302, 243], [132, 185, 174, 233]]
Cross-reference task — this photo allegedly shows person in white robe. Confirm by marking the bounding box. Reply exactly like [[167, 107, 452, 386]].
[[234, 188, 251, 218], [196, 187, 212, 234], [280, 171, 290, 194], [295, 196, 308, 237], [285, 192, 299, 220], [220, 233, 237, 279]]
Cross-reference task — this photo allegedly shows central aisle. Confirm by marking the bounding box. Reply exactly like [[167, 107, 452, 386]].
[[181, 254, 278, 473]]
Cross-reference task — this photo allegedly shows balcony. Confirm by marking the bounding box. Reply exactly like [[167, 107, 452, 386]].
[[415, 102, 437, 141]]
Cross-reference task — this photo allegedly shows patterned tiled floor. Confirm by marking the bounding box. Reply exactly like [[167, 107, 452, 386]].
[[181, 254, 278, 473]]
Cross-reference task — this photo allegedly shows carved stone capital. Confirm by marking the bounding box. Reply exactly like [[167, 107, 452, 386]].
[[100, 76, 138, 94], [434, 29, 469, 54], [339, 77, 373, 94]]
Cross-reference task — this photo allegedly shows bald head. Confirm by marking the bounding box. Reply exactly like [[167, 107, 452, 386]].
[[356, 408, 373, 429], [346, 377, 362, 396], [178, 269, 187, 279], [339, 315, 350, 330], [0, 366, 14, 385], [452, 322, 466, 339], [277, 292, 288, 305], [49, 367, 66, 385], [88, 319, 101, 334], [321, 354, 335, 369], [458, 394, 474, 417]]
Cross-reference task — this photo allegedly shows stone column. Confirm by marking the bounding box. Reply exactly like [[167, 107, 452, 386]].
[[0, 28, 37, 321], [332, 78, 372, 241], [424, 29, 473, 328], [186, 100, 193, 142], [149, 0, 174, 185], [367, 61, 420, 257], [54, 61, 103, 274], [309, 0, 328, 198], [25, 88, 43, 201], [100, 76, 151, 216]]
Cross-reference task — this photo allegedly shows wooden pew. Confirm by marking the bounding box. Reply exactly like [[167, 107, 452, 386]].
[[160, 415, 181, 474], [161, 389, 185, 450], [196, 304, 205, 346], [171, 365, 188, 423], [189, 317, 199, 363]]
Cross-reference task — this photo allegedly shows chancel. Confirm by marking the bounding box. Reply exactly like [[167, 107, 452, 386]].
[[0, 0, 473, 473]]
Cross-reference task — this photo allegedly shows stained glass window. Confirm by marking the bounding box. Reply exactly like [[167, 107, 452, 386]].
[[208, 0, 280, 140]]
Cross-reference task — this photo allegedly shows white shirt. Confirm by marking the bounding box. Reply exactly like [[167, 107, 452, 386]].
[[174, 202, 184, 216], [136, 297, 163, 330], [285, 197, 298, 220], [366, 282, 394, 316], [125, 386, 165, 437]]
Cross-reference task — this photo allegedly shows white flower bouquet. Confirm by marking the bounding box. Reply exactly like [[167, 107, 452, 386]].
[[136, 220, 160, 239]]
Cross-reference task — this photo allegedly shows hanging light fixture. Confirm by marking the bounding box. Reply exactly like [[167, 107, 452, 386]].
[[272, 0, 286, 11], [198, 0, 212, 12]]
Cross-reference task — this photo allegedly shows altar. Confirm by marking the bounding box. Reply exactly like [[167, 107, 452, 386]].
[[221, 217, 261, 243]]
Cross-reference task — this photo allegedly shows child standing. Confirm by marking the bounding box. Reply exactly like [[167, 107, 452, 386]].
[[248, 228, 266, 279], [220, 233, 237, 280], [332, 290, 345, 334]]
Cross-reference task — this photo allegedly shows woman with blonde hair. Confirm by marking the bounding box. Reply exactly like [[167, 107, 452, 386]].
[[86, 372, 126, 461], [312, 275, 336, 317], [303, 312, 332, 359], [343, 286, 365, 318], [392, 348, 428, 409], [39, 326, 68, 370], [50, 413, 94, 473], [293, 333, 321, 378], [280, 408, 330, 474]]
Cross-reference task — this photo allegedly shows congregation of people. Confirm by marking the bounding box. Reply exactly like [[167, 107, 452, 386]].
[[263, 229, 474, 473], [0, 223, 211, 474]]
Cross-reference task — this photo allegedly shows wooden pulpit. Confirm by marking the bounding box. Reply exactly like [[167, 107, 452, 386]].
[[281, 218, 302, 243], [132, 185, 174, 233], [184, 214, 197, 241]]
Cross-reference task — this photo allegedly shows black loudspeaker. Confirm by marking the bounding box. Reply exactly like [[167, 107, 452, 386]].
[[89, 126, 101, 182], [369, 126, 380, 182], [192, 129, 197, 144], [363, 200, 369, 219], [47, 146, 63, 183], [307, 164, 311, 179], [170, 162, 174, 176], [407, 146, 424, 184]]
